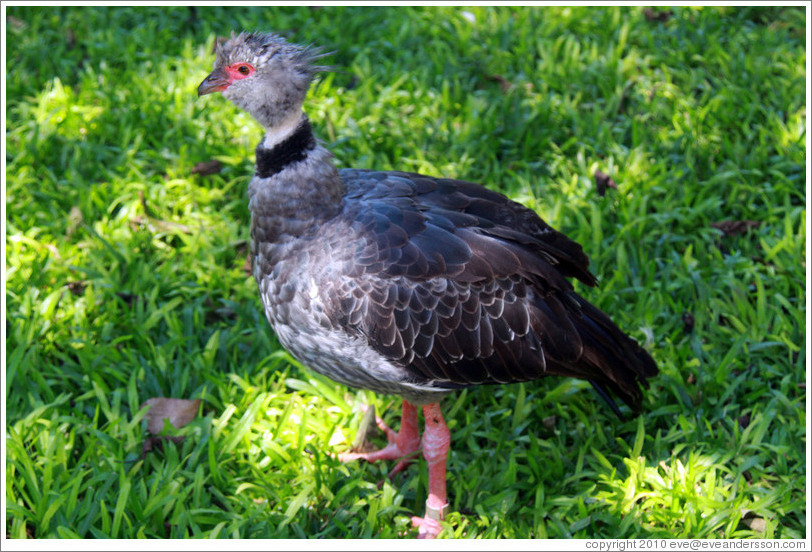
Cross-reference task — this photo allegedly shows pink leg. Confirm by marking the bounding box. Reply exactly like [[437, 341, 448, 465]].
[[339, 401, 421, 475], [410, 403, 450, 539]]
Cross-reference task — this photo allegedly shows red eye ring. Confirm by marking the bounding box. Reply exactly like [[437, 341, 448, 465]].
[[225, 62, 255, 82]]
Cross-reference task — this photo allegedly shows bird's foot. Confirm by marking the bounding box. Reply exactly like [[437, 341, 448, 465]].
[[338, 401, 421, 478], [337, 441, 420, 475], [410, 499, 448, 539], [411, 516, 443, 539]]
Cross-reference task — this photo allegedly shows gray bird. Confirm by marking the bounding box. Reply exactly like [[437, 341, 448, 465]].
[[198, 31, 658, 538]]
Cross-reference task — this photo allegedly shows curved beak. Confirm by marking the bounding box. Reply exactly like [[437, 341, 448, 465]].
[[197, 67, 230, 96]]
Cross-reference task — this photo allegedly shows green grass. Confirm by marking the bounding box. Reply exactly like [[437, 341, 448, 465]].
[[4, 5, 807, 540]]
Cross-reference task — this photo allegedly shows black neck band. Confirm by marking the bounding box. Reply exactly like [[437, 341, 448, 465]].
[[255, 118, 317, 178]]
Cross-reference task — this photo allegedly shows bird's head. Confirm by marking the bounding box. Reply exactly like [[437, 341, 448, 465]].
[[198, 32, 327, 129]]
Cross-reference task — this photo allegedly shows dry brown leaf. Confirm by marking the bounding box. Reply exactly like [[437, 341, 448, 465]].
[[191, 160, 223, 176], [710, 220, 761, 236], [66, 281, 87, 296], [142, 397, 201, 434], [486, 74, 512, 93], [594, 170, 618, 196], [740, 509, 767, 533], [542, 416, 557, 430], [682, 312, 695, 334], [643, 8, 673, 23]]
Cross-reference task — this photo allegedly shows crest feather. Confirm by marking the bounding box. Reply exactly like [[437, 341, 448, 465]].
[[214, 31, 333, 75]]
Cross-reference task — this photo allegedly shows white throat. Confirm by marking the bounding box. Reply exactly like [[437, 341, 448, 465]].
[[261, 112, 306, 149]]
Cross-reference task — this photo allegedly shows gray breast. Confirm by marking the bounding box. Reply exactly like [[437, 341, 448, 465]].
[[253, 222, 449, 405]]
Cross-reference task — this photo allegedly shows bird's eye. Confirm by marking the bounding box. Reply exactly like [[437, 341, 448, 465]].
[[225, 63, 255, 81]]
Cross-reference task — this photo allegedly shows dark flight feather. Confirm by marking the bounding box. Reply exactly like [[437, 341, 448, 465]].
[[327, 169, 656, 411]]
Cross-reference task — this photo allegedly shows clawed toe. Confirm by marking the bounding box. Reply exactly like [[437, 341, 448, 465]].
[[338, 401, 421, 471], [411, 515, 443, 539]]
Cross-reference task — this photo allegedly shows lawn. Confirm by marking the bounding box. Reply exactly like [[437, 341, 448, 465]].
[[4, 5, 807, 540]]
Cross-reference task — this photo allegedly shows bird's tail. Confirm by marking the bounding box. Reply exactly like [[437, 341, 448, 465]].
[[569, 293, 658, 413]]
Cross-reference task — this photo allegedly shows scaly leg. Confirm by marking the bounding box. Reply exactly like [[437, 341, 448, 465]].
[[340, 400, 451, 539], [339, 400, 421, 476], [410, 402, 450, 539]]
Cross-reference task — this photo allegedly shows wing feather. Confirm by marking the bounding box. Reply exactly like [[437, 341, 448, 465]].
[[326, 169, 656, 409]]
